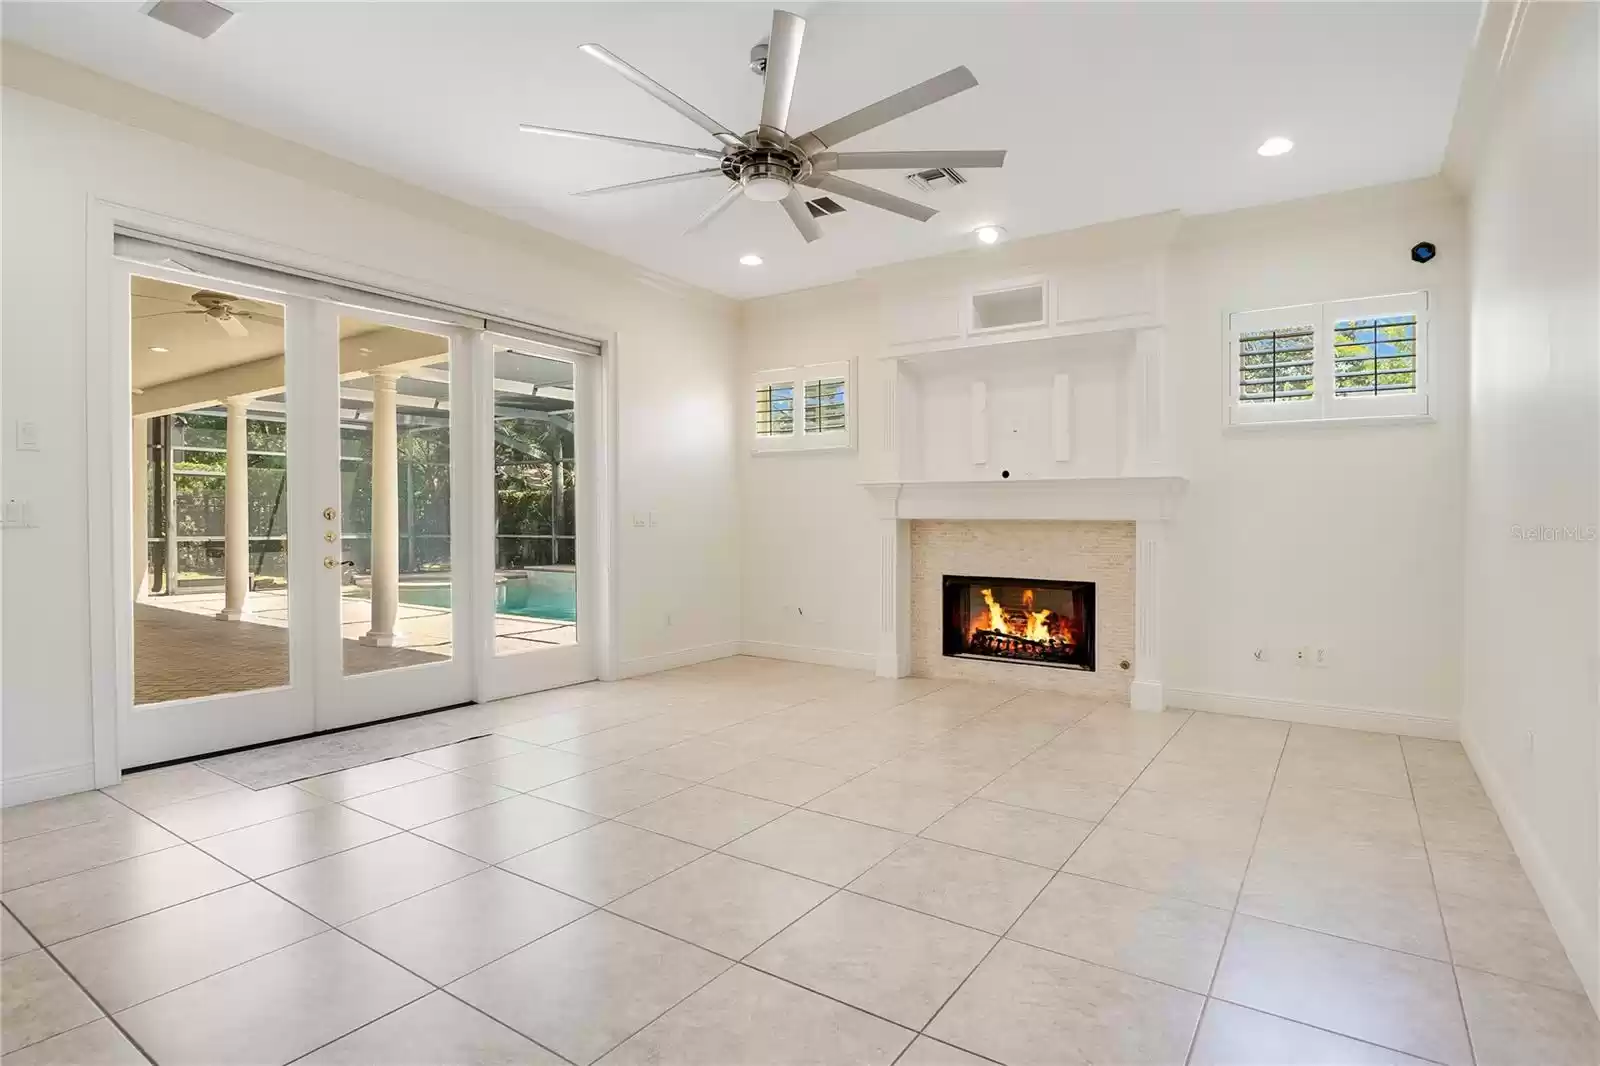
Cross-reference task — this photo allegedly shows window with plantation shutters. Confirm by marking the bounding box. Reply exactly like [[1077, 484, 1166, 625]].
[[1238, 323, 1315, 404], [755, 382, 794, 437], [752, 360, 854, 452], [1227, 292, 1430, 426]]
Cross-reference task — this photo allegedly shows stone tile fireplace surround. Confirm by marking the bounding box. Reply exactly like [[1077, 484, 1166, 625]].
[[911, 520, 1132, 698], [865, 477, 1184, 711]]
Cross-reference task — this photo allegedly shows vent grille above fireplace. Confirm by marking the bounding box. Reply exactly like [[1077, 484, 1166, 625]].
[[942, 575, 1095, 671]]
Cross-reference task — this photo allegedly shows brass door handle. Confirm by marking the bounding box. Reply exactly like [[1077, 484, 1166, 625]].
[[323, 507, 337, 521], [324, 557, 338, 569]]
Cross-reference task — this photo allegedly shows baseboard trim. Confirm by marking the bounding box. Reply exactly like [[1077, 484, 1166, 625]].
[[1, 763, 97, 807], [736, 641, 877, 672], [1165, 689, 1459, 740], [1461, 728, 1599, 1010], [614, 641, 739, 679]]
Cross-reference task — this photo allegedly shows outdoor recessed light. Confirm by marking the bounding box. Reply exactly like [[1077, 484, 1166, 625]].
[[1257, 136, 1294, 157], [739, 254, 764, 267], [974, 225, 1005, 245]]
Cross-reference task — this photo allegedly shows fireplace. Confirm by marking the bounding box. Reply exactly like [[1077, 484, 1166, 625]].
[[942, 575, 1095, 671]]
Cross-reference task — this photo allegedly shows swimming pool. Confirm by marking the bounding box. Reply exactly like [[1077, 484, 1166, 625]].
[[385, 572, 577, 622]]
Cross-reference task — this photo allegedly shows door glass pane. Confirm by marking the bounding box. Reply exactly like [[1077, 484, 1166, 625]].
[[131, 275, 290, 703], [493, 347, 578, 656], [339, 318, 455, 675]]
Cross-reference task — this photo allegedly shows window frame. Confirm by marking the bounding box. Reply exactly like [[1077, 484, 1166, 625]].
[[751, 360, 855, 453], [1226, 291, 1431, 427]]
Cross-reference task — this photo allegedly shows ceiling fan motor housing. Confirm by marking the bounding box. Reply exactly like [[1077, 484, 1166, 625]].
[[722, 143, 806, 201]]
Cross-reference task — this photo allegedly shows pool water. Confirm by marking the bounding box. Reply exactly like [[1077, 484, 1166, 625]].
[[396, 579, 577, 622]]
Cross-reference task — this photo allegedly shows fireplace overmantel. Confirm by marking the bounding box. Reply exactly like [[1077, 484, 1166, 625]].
[[865, 476, 1183, 713], [862, 475, 1186, 523]]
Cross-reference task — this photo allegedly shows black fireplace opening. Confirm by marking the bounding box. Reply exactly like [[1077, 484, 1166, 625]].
[[942, 575, 1095, 671]]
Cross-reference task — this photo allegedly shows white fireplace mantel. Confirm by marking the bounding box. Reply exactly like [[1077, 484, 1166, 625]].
[[866, 475, 1186, 712], [862, 476, 1186, 523]]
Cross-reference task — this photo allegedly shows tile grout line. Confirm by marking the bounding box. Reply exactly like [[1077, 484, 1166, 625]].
[[895, 702, 1195, 1056], [1401, 738, 1481, 1066], [1184, 718, 1289, 1066], [2, 907, 162, 1064]]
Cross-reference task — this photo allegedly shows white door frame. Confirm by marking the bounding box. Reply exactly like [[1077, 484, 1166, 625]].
[[86, 200, 620, 785]]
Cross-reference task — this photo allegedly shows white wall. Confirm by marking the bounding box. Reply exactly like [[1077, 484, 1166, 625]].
[[0, 48, 741, 798], [1164, 182, 1466, 727], [1458, 1, 1598, 1005], [738, 179, 1468, 732], [737, 284, 885, 668]]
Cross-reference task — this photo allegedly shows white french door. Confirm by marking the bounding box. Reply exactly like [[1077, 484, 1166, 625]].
[[115, 257, 599, 768]]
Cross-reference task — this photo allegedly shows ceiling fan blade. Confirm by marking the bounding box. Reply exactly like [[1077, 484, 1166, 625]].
[[214, 315, 250, 338], [238, 310, 285, 326], [573, 169, 725, 197], [758, 10, 805, 140], [684, 184, 743, 235], [801, 173, 937, 221], [812, 149, 1007, 172], [578, 44, 744, 149], [518, 124, 724, 162], [796, 66, 978, 152], [132, 310, 201, 320], [780, 189, 822, 243]]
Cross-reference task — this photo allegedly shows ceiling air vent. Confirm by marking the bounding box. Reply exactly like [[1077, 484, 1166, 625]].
[[145, 0, 235, 40], [906, 167, 968, 193], [805, 196, 847, 219]]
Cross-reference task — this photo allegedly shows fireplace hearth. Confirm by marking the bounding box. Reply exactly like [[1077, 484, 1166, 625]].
[[942, 575, 1095, 671]]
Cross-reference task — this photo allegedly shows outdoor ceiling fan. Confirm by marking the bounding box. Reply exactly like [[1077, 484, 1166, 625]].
[[134, 291, 284, 338], [520, 9, 1006, 242]]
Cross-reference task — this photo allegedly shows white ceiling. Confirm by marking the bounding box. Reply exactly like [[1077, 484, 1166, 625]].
[[3, 2, 1482, 299]]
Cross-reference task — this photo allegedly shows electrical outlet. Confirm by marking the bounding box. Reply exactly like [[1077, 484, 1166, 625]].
[[1252, 646, 1268, 663], [1294, 646, 1310, 666], [1313, 646, 1330, 668]]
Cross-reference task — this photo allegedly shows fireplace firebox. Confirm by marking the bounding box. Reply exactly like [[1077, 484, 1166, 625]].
[[942, 575, 1095, 671]]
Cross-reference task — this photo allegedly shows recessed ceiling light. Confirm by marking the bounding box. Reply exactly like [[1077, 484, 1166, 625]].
[[1257, 136, 1294, 157], [358, 347, 373, 354], [974, 225, 1005, 245], [739, 254, 764, 267], [148, 346, 169, 353]]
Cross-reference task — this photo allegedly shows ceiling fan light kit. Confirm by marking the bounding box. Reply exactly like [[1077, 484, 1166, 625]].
[[522, 9, 1007, 244]]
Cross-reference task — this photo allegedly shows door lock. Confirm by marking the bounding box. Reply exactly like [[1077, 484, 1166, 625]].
[[324, 531, 336, 542], [323, 507, 337, 521], [323, 557, 338, 569]]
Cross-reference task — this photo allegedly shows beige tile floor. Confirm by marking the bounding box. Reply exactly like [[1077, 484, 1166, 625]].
[[2, 657, 1595, 1065]]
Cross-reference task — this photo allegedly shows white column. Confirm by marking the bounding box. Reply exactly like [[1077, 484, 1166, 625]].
[[876, 515, 911, 678], [132, 417, 149, 599], [361, 370, 402, 646], [1130, 518, 1166, 711], [216, 397, 250, 620]]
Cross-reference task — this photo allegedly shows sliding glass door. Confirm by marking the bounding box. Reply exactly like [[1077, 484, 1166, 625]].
[[115, 255, 600, 767], [478, 335, 600, 699], [310, 305, 474, 730]]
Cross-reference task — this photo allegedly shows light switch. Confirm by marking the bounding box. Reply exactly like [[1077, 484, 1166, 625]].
[[2, 499, 35, 528], [15, 421, 40, 451]]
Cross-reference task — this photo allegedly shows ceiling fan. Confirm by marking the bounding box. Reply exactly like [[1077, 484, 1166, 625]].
[[520, 9, 1006, 242], [134, 291, 284, 338]]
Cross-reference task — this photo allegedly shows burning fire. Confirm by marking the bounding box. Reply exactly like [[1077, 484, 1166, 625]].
[[976, 587, 1072, 646]]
